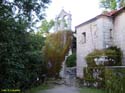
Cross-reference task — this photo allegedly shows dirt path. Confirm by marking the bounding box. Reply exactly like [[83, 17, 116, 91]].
[[37, 85, 80, 93]]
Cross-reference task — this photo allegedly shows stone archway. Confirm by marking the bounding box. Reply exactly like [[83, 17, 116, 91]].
[[54, 9, 72, 31]]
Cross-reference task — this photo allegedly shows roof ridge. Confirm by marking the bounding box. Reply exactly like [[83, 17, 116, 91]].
[[76, 7, 125, 28]]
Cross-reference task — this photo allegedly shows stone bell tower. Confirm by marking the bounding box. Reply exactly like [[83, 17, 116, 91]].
[[56, 9, 74, 79], [54, 9, 72, 31]]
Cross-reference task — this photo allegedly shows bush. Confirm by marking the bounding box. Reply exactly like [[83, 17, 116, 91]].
[[83, 67, 125, 93], [105, 68, 125, 93], [85, 46, 122, 66], [83, 46, 123, 89], [66, 53, 76, 67], [85, 50, 102, 67], [83, 66, 105, 88]]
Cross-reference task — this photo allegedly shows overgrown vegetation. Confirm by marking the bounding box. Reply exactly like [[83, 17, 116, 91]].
[[0, 0, 51, 91], [83, 47, 125, 93], [83, 67, 105, 88], [85, 46, 122, 66], [105, 68, 125, 93], [43, 30, 72, 77], [100, 0, 125, 10], [66, 53, 76, 67]]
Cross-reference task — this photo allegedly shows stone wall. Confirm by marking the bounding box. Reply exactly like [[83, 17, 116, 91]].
[[76, 10, 125, 78], [113, 11, 125, 65], [76, 16, 114, 78]]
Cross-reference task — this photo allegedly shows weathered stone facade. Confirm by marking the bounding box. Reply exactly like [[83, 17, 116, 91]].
[[76, 7, 125, 78], [113, 10, 125, 65]]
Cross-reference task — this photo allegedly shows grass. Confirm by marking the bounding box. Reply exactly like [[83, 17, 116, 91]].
[[25, 84, 51, 93], [80, 87, 106, 93]]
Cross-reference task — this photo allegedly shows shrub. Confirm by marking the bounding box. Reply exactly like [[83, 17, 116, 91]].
[[105, 68, 125, 93], [83, 46, 123, 89], [83, 67, 125, 92], [66, 53, 76, 67], [83, 66, 105, 88], [85, 50, 102, 67], [85, 46, 122, 66]]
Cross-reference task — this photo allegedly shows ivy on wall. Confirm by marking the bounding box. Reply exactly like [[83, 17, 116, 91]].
[[85, 46, 122, 66], [42, 30, 72, 77], [82, 46, 124, 91]]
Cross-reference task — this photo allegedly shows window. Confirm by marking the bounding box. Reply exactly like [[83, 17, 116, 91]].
[[82, 32, 86, 43], [110, 29, 113, 39]]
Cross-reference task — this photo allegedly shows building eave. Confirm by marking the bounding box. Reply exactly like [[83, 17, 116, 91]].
[[75, 14, 110, 29], [75, 7, 125, 29]]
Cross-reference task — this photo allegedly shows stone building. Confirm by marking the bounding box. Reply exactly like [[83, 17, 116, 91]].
[[75, 7, 125, 78]]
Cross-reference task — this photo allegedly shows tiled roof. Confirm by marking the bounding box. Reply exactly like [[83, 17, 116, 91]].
[[76, 7, 125, 28], [104, 7, 125, 16]]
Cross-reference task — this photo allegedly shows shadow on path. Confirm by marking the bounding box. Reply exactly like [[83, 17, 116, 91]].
[[37, 85, 80, 93]]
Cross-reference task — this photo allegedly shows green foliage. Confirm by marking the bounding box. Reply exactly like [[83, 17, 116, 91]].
[[1, 0, 50, 24], [100, 0, 125, 10], [80, 87, 105, 93], [29, 32, 46, 51], [83, 67, 125, 91], [66, 53, 76, 67], [100, 0, 117, 10], [43, 30, 72, 77], [83, 47, 122, 89], [85, 50, 101, 67], [107, 46, 122, 65], [39, 19, 54, 34], [0, 17, 29, 89], [85, 47, 122, 67], [0, 0, 50, 90], [0, 29, 47, 89], [24, 33, 47, 88], [83, 67, 105, 88], [105, 68, 125, 93]]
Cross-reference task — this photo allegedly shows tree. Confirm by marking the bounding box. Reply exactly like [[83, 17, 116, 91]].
[[0, 0, 50, 26], [42, 30, 72, 77], [118, 0, 125, 8], [0, 17, 29, 89], [25, 32, 47, 87], [39, 19, 54, 34], [100, 0, 117, 10], [0, 0, 50, 90], [100, 0, 125, 10]]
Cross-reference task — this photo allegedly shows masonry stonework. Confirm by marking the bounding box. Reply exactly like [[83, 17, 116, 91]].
[[76, 8, 125, 78]]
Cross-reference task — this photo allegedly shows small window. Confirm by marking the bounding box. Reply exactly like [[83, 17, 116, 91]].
[[110, 29, 113, 39], [82, 32, 86, 43]]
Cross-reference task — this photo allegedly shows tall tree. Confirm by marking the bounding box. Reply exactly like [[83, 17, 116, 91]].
[[25, 32, 47, 87], [4, 0, 50, 26], [42, 30, 72, 77], [100, 0, 125, 10], [100, 0, 117, 10], [0, 0, 50, 89]]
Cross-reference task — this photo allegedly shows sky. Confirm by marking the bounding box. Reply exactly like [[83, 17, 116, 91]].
[[45, 0, 102, 30]]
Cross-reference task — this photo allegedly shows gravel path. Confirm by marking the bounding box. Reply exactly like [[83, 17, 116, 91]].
[[37, 85, 80, 93]]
